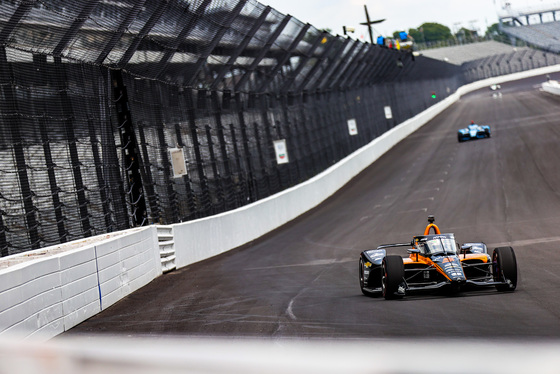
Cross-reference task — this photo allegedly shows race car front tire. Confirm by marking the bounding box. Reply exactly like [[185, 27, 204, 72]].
[[382, 255, 404, 299], [359, 257, 371, 296], [492, 246, 517, 291]]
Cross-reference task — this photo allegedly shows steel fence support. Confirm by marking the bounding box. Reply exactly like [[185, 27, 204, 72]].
[[154, 106, 180, 223], [0, 1, 34, 44], [297, 92, 317, 176], [31, 55, 68, 244], [39, 116, 67, 243], [330, 42, 368, 89], [257, 23, 311, 92], [173, 122, 197, 220], [366, 49, 395, 84], [334, 90, 350, 159], [252, 120, 269, 196], [211, 91, 234, 210], [54, 57, 93, 237], [187, 0, 247, 87], [309, 38, 352, 92], [90, 69, 118, 233], [53, 1, 99, 56], [96, 0, 147, 64], [118, 0, 168, 66], [309, 93, 331, 170], [295, 37, 338, 92], [0, 213, 6, 257], [323, 39, 362, 91], [322, 91, 338, 166], [87, 117, 113, 232], [373, 51, 400, 84], [260, 97, 284, 191], [184, 89, 211, 216], [280, 94, 301, 183], [235, 92, 258, 202], [210, 6, 271, 91], [234, 15, 292, 92], [98, 69, 129, 231], [280, 31, 327, 92], [0, 0, 38, 254], [0, 47, 40, 251], [396, 52, 416, 79], [136, 123, 160, 223], [345, 46, 380, 88], [155, 0, 212, 80], [111, 69, 147, 226], [227, 121, 245, 206], [203, 122, 224, 213]]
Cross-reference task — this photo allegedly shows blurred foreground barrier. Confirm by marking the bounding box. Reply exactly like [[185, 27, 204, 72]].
[[0, 336, 559, 374]]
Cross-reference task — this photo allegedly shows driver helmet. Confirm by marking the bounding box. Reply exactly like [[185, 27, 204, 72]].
[[470, 120, 474, 124]]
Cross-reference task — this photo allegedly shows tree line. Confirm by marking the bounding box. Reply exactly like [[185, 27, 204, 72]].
[[392, 22, 508, 47]]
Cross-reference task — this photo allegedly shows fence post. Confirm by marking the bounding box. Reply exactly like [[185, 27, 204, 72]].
[[111, 69, 147, 226], [173, 123, 197, 220], [0, 47, 40, 252], [211, 91, 235, 210], [235, 93, 258, 202], [0, 0, 37, 252], [184, 89, 211, 217], [134, 122, 160, 223]]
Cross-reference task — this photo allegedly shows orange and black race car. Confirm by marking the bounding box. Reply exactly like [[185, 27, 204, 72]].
[[358, 216, 517, 299]]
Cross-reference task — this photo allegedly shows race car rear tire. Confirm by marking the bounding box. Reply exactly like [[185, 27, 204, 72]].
[[382, 255, 404, 300], [493, 246, 517, 292]]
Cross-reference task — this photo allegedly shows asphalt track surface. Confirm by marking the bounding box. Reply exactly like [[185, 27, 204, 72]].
[[66, 75, 560, 340]]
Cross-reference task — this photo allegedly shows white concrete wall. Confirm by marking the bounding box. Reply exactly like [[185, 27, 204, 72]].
[[0, 227, 160, 340], [1, 64, 560, 340]]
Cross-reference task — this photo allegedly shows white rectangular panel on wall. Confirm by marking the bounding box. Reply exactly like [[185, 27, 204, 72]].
[[347, 118, 358, 135], [273, 139, 289, 164], [169, 147, 187, 177], [384, 106, 393, 119]]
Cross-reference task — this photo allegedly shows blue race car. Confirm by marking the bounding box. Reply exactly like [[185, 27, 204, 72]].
[[458, 121, 491, 142]]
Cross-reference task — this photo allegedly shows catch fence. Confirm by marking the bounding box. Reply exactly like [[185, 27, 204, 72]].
[[0, 0, 555, 255]]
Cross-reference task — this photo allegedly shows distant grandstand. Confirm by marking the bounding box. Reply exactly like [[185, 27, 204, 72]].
[[498, 1, 560, 53], [414, 39, 559, 83], [420, 41, 530, 65], [419, 2, 560, 74]]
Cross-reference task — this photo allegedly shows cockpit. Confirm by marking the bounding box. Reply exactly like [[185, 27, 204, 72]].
[[415, 234, 457, 256]]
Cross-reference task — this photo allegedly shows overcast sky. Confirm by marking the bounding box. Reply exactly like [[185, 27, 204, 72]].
[[258, 0, 560, 40]]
